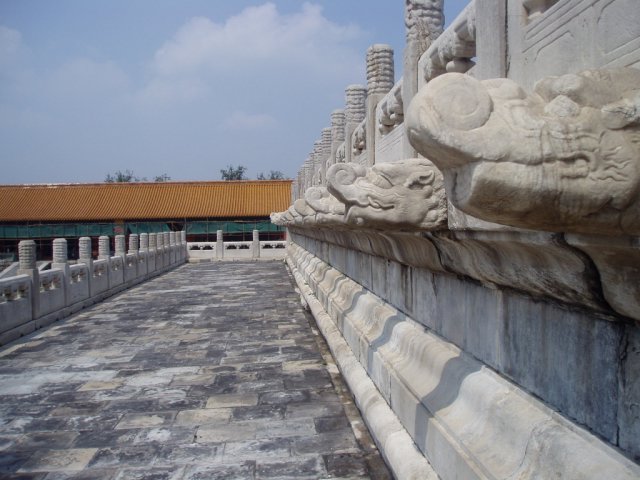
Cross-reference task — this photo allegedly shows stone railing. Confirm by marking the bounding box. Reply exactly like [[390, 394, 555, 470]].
[[186, 230, 286, 261], [419, 0, 476, 82], [278, 1, 640, 478], [0, 231, 187, 346]]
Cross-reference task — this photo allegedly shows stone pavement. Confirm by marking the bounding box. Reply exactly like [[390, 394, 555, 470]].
[[0, 262, 392, 480]]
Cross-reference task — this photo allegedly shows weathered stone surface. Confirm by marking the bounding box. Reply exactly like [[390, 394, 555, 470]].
[[325, 158, 447, 230], [288, 241, 640, 478], [0, 262, 390, 479], [407, 68, 640, 235]]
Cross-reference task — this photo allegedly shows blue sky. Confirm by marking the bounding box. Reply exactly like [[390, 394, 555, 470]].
[[0, 1, 469, 184]]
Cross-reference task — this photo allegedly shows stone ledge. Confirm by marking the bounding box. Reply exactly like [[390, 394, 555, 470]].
[[288, 244, 640, 479], [289, 226, 640, 323], [287, 255, 437, 480]]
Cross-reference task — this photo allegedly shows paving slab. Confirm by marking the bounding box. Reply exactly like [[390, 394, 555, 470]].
[[0, 262, 392, 479]]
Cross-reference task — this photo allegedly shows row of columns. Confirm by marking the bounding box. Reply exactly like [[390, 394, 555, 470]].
[[15, 232, 187, 321], [293, 0, 444, 201], [19, 231, 187, 274]]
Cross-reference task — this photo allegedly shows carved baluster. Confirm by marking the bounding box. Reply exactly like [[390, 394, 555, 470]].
[[366, 44, 394, 166], [216, 230, 224, 259], [140, 233, 149, 252], [128, 234, 139, 254], [98, 236, 110, 260], [404, 0, 444, 157], [330, 110, 345, 167], [320, 127, 332, 185], [115, 235, 126, 256], [344, 85, 367, 164], [18, 240, 38, 318], [252, 230, 260, 259]]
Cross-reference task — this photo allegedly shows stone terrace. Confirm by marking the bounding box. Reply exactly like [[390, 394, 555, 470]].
[[0, 262, 391, 479]]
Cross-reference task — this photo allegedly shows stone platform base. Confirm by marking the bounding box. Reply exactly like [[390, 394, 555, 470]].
[[287, 243, 640, 480]]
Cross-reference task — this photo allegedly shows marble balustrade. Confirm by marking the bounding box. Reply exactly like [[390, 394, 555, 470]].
[[0, 233, 188, 346]]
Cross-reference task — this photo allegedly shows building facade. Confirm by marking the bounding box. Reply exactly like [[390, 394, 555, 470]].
[[0, 180, 290, 264]]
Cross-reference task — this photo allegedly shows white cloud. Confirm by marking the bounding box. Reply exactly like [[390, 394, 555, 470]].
[[152, 2, 362, 77], [224, 110, 277, 130]]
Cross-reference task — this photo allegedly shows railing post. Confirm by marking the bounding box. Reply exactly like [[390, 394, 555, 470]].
[[169, 232, 176, 265], [149, 233, 157, 273], [180, 231, 187, 262], [366, 44, 394, 166], [344, 85, 367, 164], [79, 237, 92, 269], [78, 236, 93, 296], [128, 233, 139, 254], [98, 235, 112, 289], [252, 230, 260, 259], [140, 233, 149, 277], [115, 234, 126, 257], [98, 236, 110, 260], [156, 233, 164, 269], [17, 240, 39, 319], [52, 238, 70, 307], [163, 232, 171, 268], [140, 233, 149, 251], [115, 234, 127, 283], [216, 230, 224, 259], [128, 233, 139, 278], [320, 127, 332, 185], [330, 109, 345, 169], [403, 0, 444, 157]]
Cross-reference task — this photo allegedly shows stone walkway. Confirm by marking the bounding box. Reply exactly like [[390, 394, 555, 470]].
[[0, 262, 392, 479]]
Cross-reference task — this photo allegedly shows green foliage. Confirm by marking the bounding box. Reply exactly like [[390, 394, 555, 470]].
[[104, 170, 144, 182], [104, 171, 171, 183], [257, 170, 286, 180], [220, 165, 247, 180]]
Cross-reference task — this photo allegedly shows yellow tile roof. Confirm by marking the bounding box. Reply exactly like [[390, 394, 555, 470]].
[[0, 181, 292, 221]]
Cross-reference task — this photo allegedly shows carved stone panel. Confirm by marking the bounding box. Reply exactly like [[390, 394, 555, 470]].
[[508, 0, 640, 90], [326, 158, 447, 230], [407, 69, 640, 235]]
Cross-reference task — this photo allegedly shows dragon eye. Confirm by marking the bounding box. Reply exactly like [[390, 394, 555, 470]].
[[370, 175, 393, 189]]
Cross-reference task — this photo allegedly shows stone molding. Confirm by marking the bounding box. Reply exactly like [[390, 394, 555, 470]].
[[286, 226, 640, 323], [287, 242, 640, 479], [287, 254, 438, 480]]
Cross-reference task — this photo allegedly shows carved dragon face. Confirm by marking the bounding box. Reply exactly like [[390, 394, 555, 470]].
[[304, 186, 345, 225], [326, 158, 447, 230], [406, 69, 640, 234]]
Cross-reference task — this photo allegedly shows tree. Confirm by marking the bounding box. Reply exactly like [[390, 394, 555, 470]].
[[220, 165, 247, 180], [104, 170, 145, 182], [104, 171, 171, 183], [257, 170, 286, 180], [154, 173, 171, 182]]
